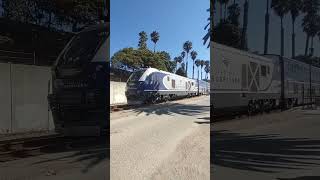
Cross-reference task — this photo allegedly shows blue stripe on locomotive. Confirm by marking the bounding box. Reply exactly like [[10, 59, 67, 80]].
[[143, 72, 168, 91]]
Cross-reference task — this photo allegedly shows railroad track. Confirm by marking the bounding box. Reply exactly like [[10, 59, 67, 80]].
[[0, 134, 108, 162], [111, 95, 209, 112], [212, 103, 318, 123]]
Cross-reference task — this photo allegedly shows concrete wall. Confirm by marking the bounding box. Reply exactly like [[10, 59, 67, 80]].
[[0, 63, 54, 134], [0, 64, 11, 134], [110, 81, 127, 105]]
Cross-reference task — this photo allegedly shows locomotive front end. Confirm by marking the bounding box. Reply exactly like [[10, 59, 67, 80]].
[[125, 69, 147, 104], [48, 23, 108, 136]]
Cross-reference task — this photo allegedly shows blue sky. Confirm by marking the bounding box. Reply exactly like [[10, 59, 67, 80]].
[[110, 0, 210, 78], [214, 0, 320, 57]]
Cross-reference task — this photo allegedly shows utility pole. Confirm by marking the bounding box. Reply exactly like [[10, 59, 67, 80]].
[[264, 0, 270, 54]]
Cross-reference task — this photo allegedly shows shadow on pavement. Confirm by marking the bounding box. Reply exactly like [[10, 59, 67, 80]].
[[278, 176, 320, 180], [131, 101, 210, 117], [212, 130, 320, 173], [32, 136, 109, 174], [194, 117, 211, 124]]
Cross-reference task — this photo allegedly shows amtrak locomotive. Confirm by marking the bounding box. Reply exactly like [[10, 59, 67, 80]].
[[126, 68, 210, 104], [211, 42, 320, 115]]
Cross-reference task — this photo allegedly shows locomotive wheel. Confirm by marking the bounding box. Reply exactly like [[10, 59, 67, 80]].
[[151, 97, 158, 104], [265, 100, 271, 113], [248, 102, 254, 115]]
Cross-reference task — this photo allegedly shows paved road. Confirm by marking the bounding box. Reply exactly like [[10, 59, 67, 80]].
[[110, 96, 210, 180], [0, 140, 108, 180], [212, 106, 320, 180]]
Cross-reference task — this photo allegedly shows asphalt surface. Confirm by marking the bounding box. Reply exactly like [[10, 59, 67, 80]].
[[0, 96, 209, 180], [0, 141, 108, 180], [212, 106, 320, 180], [110, 96, 210, 180]]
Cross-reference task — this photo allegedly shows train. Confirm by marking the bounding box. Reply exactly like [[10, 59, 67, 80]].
[[48, 22, 109, 136], [125, 67, 210, 104], [211, 42, 320, 115]]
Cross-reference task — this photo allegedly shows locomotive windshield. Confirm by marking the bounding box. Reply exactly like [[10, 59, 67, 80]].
[[58, 29, 107, 68], [128, 70, 146, 82]]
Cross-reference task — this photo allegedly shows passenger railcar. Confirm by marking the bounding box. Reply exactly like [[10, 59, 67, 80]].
[[211, 42, 320, 115], [126, 68, 209, 104]]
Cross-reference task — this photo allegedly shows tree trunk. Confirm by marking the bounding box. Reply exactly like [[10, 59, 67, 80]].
[[281, 17, 284, 57], [264, 0, 269, 54], [186, 53, 188, 76], [241, 0, 249, 50], [305, 35, 310, 56], [153, 43, 156, 53], [192, 60, 195, 79], [224, 3, 227, 21], [310, 37, 314, 56], [220, 3, 223, 23], [292, 18, 295, 58]]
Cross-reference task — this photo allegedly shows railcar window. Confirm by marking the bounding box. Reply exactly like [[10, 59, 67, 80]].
[[261, 65, 267, 77], [172, 79, 175, 88], [167, 76, 170, 81]]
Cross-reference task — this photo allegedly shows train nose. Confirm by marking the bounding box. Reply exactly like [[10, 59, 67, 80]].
[[126, 81, 145, 100]]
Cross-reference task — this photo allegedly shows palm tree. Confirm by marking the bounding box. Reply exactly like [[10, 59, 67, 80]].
[[181, 51, 186, 63], [200, 60, 205, 80], [190, 50, 198, 79], [204, 0, 214, 47], [204, 60, 210, 79], [181, 62, 185, 71], [289, 0, 302, 58], [138, 31, 148, 49], [271, 0, 290, 110], [205, 65, 211, 80], [174, 56, 181, 72], [195, 59, 201, 80], [150, 31, 160, 53], [302, 0, 320, 56], [183, 41, 193, 76], [271, 0, 290, 57]]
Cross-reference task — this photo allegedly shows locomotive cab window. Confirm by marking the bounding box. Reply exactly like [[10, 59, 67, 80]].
[[261, 65, 267, 77], [167, 76, 170, 81]]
